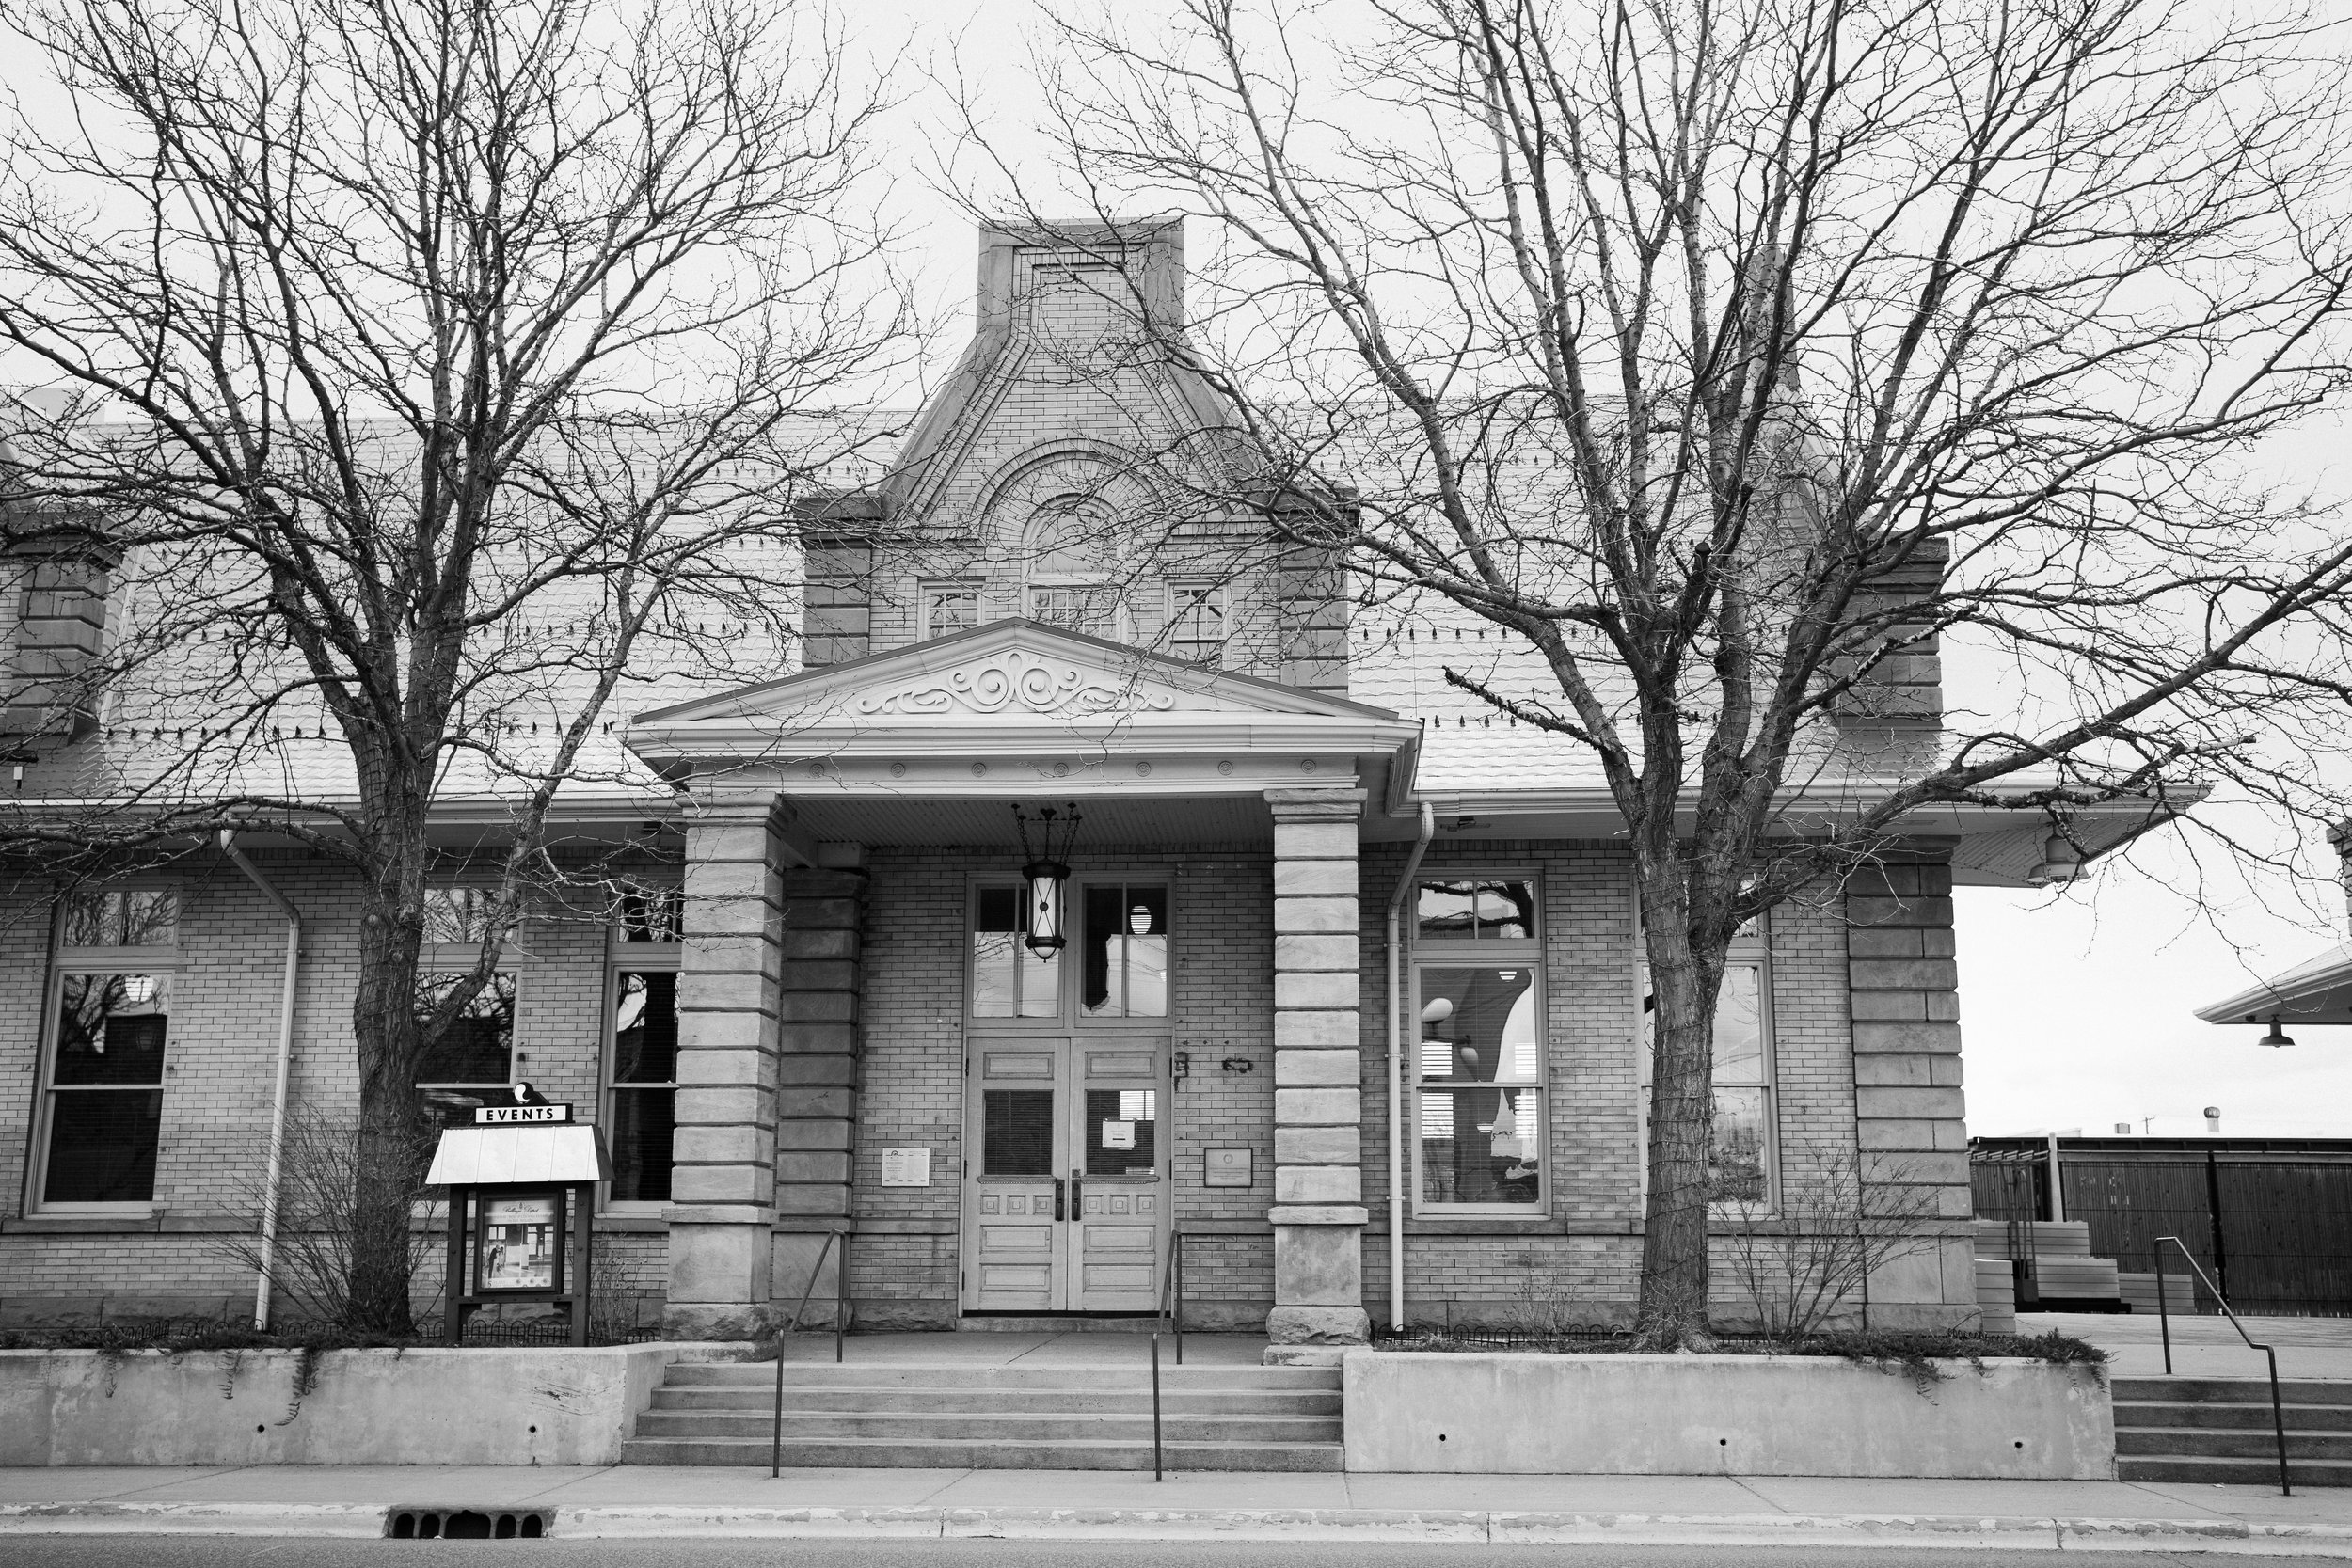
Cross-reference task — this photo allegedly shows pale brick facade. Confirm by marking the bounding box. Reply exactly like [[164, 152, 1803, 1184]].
[[0, 220, 1999, 1342]]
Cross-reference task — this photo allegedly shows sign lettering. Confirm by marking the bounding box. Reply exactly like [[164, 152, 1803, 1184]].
[[475, 1103, 572, 1125]]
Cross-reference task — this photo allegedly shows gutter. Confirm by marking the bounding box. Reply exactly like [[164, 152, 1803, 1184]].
[[219, 832, 302, 1331], [1384, 801, 1435, 1332]]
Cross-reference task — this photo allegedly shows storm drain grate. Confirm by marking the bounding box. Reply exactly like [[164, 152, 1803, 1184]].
[[387, 1508, 550, 1539]]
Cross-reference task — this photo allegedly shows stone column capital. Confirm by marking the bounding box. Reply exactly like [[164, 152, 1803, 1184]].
[[1263, 786, 1366, 822]]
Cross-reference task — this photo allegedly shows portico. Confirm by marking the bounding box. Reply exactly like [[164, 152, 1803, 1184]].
[[626, 618, 1421, 1349]]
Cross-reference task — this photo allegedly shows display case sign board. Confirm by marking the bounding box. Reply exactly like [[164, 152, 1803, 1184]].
[[424, 1086, 612, 1347], [881, 1148, 930, 1187]]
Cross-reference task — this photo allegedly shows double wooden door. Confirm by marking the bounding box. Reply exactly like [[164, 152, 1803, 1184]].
[[962, 1036, 1167, 1312]]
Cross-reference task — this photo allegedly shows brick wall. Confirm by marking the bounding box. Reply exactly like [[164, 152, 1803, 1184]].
[[0, 845, 660, 1325]]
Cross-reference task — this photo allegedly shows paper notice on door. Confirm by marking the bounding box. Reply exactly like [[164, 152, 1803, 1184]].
[[1101, 1120, 1136, 1148], [881, 1147, 930, 1186]]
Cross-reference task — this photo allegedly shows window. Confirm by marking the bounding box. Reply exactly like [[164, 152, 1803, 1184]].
[[610, 972, 677, 1203], [1025, 498, 1118, 637], [414, 972, 518, 1129], [615, 885, 684, 944], [1708, 962, 1773, 1205], [39, 884, 182, 1209], [972, 886, 1059, 1019], [61, 887, 177, 948], [1166, 582, 1226, 665], [925, 580, 980, 641], [1087, 1088, 1158, 1175], [1638, 921, 1778, 1209], [422, 885, 497, 944], [40, 973, 169, 1204], [1417, 879, 1536, 942], [1415, 963, 1545, 1209], [1029, 584, 1114, 634], [1081, 883, 1168, 1018]]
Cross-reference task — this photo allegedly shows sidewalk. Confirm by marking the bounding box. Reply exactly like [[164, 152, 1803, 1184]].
[[9, 1464, 2352, 1550], [2023, 1310, 2352, 1381]]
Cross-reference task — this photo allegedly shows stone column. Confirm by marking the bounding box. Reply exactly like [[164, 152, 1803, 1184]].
[[663, 793, 788, 1339], [1265, 786, 1369, 1354], [772, 853, 866, 1325], [1846, 854, 1979, 1330]]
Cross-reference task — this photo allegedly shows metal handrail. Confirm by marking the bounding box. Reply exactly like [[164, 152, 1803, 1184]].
[[1157, 1227, 1186, 1365], [771, 1230, 848, 1480], [2153, 1234, 2291, 1496]]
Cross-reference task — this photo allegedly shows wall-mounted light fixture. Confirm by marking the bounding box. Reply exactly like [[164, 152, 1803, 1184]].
[[1010, 801, 1082, 960], [2031, 830, 2084, 884], [2258, 1015, 2297, 1048]]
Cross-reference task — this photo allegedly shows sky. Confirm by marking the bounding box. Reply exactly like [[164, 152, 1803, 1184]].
[[5, 0, 2351, 1138]]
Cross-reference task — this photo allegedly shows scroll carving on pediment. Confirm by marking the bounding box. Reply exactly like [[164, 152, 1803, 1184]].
[[850, 651, 1179, 718]]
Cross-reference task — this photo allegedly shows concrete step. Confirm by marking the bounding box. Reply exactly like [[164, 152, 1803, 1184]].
[[634, 1410, 1343, 1443], [619, 1435, 1347, 1471], [2114, 1377, 2352, 1406], [2117, 1427, 2352, 1462], [1974, 1220, 2092, 1259], [2117, 1452, 2352, 1487], [650, 1385, 1341, 1415], [665, 1363, 1339, 1391], [2112, 1401, 2352, 1432]]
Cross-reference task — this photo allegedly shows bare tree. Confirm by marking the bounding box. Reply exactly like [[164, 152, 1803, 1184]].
[[1716, 1145, 1943, 1339], [211, 1101, 439, 1331], [971, 0, 2352, 1343], [0, 0, 912, 1330]]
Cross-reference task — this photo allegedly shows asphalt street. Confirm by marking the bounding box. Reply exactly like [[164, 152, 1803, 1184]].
[[2, 1544, 2344, 1568]]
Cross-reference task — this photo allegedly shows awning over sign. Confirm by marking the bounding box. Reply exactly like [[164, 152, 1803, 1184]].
[[2196, 942, 2352, 1026], [424, 1124, 612, 1186]]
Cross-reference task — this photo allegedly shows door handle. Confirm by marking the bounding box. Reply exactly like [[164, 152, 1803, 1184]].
[[1069, 1170, 1084, 1216], [1053, 1177, 1065, 1222]]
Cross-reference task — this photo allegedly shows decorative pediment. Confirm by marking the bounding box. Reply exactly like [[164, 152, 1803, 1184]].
[[850, 649, 1177, 720], [630, 618, 1398, 733]]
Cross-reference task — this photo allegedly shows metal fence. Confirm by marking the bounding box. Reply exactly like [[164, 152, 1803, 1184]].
[[1972, 1137, 2352, 1317]]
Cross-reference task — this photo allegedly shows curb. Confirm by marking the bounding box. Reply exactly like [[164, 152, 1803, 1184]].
[[7, 1500, 2352, 1550]]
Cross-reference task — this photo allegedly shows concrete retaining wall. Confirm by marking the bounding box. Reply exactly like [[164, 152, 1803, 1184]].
[[1343, 1351, 2113, 1479], [0, 1343, 742, 1466]]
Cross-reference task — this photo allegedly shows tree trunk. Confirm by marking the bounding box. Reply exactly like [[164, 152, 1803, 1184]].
[[345, 843, 431, 1335], [1634, 860, 1728, 1349]]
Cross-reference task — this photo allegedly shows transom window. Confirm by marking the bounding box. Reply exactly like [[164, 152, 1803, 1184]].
[[972, 886, 1060, 1018], [61, 887, 177, 948], [422, 885, 498, 944], [1081, 883, 1168, 1018], [1418, 879, 1536, 942]]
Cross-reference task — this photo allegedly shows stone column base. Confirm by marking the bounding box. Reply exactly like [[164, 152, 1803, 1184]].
[[660, 1299, 778, 1341], [1265, 1304, 1371, 1344]]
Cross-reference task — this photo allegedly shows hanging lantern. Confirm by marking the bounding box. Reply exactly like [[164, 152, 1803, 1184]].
[[1011, 802, 1082, 959]]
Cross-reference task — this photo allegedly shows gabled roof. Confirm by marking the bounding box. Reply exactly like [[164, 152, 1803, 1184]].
[[2197, 943, 2352, 1027]]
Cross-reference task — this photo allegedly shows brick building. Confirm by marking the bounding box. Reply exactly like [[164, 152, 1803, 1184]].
[[0, 222, 2140, 1348]]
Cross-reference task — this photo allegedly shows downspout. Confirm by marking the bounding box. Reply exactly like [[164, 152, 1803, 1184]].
[[1385, 801, 1435, 1332], [220, 832, 301, 1331]]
